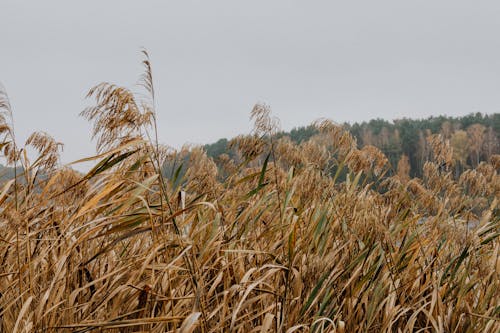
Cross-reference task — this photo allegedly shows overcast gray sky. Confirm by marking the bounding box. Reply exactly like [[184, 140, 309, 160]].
[[2, 1, 500, 165]]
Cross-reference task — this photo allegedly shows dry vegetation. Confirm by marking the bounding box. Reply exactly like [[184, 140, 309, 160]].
[[0, 54, 499, 332]]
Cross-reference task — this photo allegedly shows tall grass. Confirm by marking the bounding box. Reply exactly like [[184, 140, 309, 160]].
[[0, 54, 498, 332]]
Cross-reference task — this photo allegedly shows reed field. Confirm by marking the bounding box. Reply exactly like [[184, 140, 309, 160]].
[[0, 54, 499, 332]]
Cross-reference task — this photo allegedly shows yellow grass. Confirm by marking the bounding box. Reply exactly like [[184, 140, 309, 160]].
[[0, 53, 498, 332]]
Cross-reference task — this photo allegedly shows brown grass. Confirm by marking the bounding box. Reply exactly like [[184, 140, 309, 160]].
[[0, 54, 499, 332]]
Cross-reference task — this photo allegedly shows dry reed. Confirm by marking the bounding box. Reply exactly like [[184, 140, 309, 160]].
[[0, 55, 498, 333]]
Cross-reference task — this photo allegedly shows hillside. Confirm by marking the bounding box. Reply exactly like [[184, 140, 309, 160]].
[[205, 113, 500, 177], [0, 164, 20, 182]]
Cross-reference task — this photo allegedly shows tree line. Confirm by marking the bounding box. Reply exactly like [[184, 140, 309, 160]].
[[205, 112, 500, 178], [2, 112, 497, 181]]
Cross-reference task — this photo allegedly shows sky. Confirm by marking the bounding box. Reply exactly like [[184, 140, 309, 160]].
[[2, 1, 500, 165]]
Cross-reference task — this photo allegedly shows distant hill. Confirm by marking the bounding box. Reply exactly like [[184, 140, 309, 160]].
[[1, 113, 498, 182], [204, 112, 500, 177], [0, 164, 20, 182]]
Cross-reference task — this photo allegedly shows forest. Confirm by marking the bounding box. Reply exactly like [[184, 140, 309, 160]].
[[205, 113, 500, 178]]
